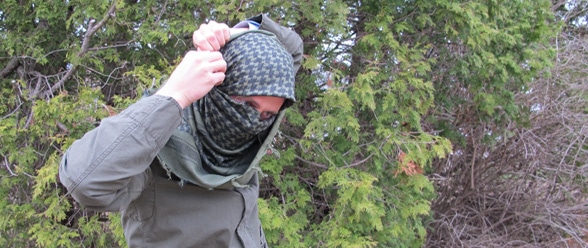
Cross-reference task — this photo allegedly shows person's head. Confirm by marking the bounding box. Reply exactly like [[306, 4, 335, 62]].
[[198, 31, 295, 149], [219, 30, 295, 118]]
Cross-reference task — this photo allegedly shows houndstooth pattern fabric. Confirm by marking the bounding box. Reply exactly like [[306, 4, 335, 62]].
[[178, 31, 295, 171], [218, 32, 295, 107]]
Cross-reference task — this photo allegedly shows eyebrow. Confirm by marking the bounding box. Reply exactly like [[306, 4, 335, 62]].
[[247, 99, 279, 115]]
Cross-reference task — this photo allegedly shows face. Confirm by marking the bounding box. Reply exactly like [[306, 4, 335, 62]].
[[231, 95, 285, 121]]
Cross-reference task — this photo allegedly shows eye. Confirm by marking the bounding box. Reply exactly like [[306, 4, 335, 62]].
[[259, 111, 275, 121], [232, 97, 245, 104]]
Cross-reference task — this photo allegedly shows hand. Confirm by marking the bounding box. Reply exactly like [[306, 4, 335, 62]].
[[156, 51, 226, 108], [193, 21, 230, 51]]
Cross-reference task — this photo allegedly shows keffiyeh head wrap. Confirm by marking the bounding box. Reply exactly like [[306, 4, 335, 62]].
[[199, 31, 295, 150], [170, 30, 295, 181]]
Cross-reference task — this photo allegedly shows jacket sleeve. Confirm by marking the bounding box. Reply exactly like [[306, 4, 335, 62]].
[[252, 14, 304, 74], [59, 95, 183, 211]]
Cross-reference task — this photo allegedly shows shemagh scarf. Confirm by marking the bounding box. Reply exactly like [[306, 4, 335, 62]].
[[159, 30, 294, 188]]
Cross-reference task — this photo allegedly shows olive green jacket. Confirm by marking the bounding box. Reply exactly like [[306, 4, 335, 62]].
[[59, 14, 302, 248]]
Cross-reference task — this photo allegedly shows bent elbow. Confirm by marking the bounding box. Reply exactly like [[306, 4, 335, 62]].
[[58, 155, 118, 211], [68, 183, 119, 211]]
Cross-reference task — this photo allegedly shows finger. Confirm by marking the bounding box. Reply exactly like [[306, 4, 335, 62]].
[[192, 51, 226, 73], [208, 53, 227, 73], [202, 22, 222, 50], [206, 51, 224, 61], [212, 72, 225, 86], [207, 56, 227, 73], [222, 25, 230, 44], [192, 30, 198, 49], [193, 30, 213, 51], [193, 24, 218, 51], [209, 22, 230, 47]]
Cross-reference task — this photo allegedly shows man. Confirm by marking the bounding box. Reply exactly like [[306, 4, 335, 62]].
[[58, 14, 303, 247]]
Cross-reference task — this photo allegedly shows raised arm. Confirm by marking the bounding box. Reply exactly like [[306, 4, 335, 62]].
[[59, 95, 182, 211], [59, 50, 226, 211]]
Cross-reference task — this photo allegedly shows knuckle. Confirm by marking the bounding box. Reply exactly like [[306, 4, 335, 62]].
[[204, 33, 217, 41]]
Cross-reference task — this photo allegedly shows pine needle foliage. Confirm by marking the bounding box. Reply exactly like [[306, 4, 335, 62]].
[[0, 0, 563, 247]]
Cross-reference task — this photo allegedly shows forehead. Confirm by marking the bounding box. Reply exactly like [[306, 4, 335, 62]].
[[249, 96, 285, 111]]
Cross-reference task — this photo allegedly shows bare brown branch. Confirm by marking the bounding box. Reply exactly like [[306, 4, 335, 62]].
[[43, 2, 117, 98], [1, 57, 19, 79], [426, 30, 588, 248]]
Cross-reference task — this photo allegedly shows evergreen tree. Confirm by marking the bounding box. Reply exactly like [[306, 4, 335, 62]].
[[0, 1, 566, 247]]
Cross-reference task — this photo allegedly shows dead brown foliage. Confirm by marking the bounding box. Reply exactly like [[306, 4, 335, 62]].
[[426, 32, 588, 247]]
